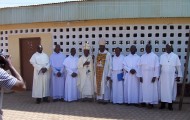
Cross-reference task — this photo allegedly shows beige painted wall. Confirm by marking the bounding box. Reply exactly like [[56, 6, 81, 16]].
[[2, 17, 190, 73], [8, 33, 52, 73]]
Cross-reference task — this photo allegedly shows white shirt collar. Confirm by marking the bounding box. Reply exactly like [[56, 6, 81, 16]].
[[99, 50, 107, 54]]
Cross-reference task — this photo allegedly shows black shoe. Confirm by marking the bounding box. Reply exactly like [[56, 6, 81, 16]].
[[59, 98, 65, 102], [141, 103, 146, 107], [86, 98, 93, 102], [36, 101, 41, 104], [159, 102, 166, 109], [147, 104, 154, 109], [125, 103, 129, 106], [83, 98, 88, 102], [134, 104, 140, 107], [168, 103, 173, 111], [168, 107, 173, 111], [36, 98, 41, 104], [102, 102, 108, 105], [97, 100, 103, 104], [102, 100, 109, 105], [126, 103, 133, 106], [43, 97, 50, 102], [159, 106, 166, 109], [53, 99, 59, 102]]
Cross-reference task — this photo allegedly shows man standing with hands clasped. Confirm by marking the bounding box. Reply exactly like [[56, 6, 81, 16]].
[[50, 44, 66, 102], [63, 48, 79, 102], [123, 45, 140, 105], [159, 43, 182, 111], [137, 43, 159, 108], [30, 45, 50, 104]]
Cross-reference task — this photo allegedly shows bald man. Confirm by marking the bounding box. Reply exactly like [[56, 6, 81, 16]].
[[50, 44, 66, 102], [159, 44, 182, 110], [123, 45, 140, 105], [137, 44, 159, 108], [30, 45, 50, 104]]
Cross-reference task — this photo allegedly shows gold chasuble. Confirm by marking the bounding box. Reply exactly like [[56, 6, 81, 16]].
[[96, 54, 107, 95]]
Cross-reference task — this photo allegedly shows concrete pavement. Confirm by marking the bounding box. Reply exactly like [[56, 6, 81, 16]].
[[2, 91, 190, 120]]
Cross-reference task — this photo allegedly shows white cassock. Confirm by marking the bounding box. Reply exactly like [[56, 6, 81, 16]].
[[50, 52, 66, 99], [77, 55, 94, 98], [111, 54, 124, 104], [123, 54, 140, 104], [63, 55, 79, 101], [137, 52, 159, 104], [30, 52, 50, 98], [95, 50, 112, 101], [160, 52, 182, 103]]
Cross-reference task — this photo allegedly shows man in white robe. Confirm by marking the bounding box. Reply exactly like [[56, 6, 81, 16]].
[[137, 44, 159, 108], [112, 47, 124, 104], [95, 39, 112, 104], [50, 44, 66, 102], [63, 48, 79, 102], [77, 43, 94, 101], [159, 44, 182, 110], [30, 45, 50, 104], [123, 45, 140, 104]]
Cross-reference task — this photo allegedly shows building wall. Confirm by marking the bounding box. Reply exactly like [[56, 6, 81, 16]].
[[8, 34, 52, 73], [0, 18, 190, 81], [0, 0, 190, 25]]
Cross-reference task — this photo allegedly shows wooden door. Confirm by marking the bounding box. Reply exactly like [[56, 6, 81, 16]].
[[19, 38, 41, 90]]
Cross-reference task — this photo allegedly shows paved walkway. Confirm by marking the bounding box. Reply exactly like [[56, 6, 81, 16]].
[[2, 91, 190, 120]]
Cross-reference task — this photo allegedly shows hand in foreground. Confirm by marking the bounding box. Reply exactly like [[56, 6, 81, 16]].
[[0, 55, 12, 70]]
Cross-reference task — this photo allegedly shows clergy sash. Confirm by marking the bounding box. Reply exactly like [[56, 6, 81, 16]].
[[96, 54, 106, 95]]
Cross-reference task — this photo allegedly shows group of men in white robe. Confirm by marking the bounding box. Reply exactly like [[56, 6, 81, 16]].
[[30, 44, 95, 103], [112, 43, 182, 111], [95, 42, 182, 110], [30, 40, 182, 111]]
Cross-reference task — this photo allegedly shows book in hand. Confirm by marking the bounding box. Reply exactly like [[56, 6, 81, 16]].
[[117, 73, 124, 81], [55, 68, 61, 72]]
